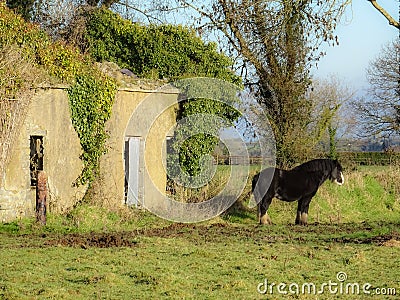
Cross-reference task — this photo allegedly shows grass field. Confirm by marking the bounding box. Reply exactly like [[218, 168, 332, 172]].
[[0, 166, 399, 299]]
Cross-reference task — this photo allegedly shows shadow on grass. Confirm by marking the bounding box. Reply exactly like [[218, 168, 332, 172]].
[[221, 195, 258, 224]]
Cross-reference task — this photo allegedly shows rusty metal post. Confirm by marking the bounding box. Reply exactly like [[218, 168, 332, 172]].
[[36, 170, 47, 225]]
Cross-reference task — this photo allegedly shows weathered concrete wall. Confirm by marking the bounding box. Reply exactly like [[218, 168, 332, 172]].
[[0, 88, 85, 222], [100, 87, 179, 207], [1, 86, 178, 222]]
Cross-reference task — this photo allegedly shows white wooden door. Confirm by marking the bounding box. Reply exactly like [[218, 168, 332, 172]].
[[126, 137, 140, 206]]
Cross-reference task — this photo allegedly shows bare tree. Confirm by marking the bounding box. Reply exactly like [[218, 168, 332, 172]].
[[170, 0, 350, 166], [307, 75, 355, 157], [8, 1, 159, 39], [353, 39, 400, 137], [31, 0, 83, 39], [85, 0, 118, 8], [368, 0, 399, 29]]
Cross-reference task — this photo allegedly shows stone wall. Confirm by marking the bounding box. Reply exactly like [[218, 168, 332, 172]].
[[99, 86, 179, 207], [0, 86, 178, 222]]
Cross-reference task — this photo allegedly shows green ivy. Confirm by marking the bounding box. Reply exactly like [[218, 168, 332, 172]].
[[82, 8, 243, 178], [169, 79, 241, 179], [67, 74, 116, 186], [0, 4, 117, 187], [82, 8, 241, 84]]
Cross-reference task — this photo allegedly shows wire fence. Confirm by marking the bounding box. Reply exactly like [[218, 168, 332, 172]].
[[213, 153, 400, 166]]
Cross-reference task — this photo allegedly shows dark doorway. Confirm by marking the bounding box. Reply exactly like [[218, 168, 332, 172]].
[[30, 136, 43, 187]]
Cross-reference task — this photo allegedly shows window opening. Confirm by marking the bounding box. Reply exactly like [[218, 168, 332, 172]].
[[30, 136, 43, 186]]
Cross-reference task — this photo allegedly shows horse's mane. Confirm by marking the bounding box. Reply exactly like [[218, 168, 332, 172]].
[[292, 159, 336, 173]]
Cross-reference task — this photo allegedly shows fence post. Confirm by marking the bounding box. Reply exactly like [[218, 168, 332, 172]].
[[36, 170, 47, 225]]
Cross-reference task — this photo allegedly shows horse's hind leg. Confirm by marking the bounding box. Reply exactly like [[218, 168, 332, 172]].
[[259, 196, 273, 225], [295, 200, 303, 225], [295, 209, 308, 225]]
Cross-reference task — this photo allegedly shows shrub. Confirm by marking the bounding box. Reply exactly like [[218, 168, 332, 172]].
[[78, 8, 243, 179], [81, 8, 241, 84]]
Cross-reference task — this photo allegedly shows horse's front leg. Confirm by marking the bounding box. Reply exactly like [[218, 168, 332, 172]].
[[295, 196, 313, 225], [259, 196, 273, 225]]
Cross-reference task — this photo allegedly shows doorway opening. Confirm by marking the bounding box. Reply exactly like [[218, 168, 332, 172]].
[[30, 136, 44, 187]]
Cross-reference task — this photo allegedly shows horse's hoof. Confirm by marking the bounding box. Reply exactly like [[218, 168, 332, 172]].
[[295, 221, 308, 226], [259, 222, 273, 225], [260, 214, 272, 225]]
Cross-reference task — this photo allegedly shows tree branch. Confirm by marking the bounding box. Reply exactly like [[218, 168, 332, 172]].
[[113, 1, 163, 23], [368, 0, 400, 29]]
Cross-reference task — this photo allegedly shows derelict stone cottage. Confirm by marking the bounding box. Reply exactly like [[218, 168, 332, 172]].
[[0, 84, 179, 222]]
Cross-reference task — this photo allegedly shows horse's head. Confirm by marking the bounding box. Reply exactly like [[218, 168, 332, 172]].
[[330, 160, 344, 185]]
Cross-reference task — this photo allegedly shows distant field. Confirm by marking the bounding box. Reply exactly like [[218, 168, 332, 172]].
[[0, 166, 399, 299]]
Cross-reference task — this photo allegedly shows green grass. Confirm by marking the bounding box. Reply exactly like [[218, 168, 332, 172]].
[[0, 166, 399, 299], [0, 222, 399, 299]]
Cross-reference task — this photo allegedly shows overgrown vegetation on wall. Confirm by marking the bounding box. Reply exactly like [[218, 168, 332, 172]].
[[0, 6, 43, 181], [0, 3, 116, 187], [169, 79, 241, 183], [73, 8, 242, 178], [0, 46, 40, 179], [1, 4, 242, 190], [74, 8, 240, 83], [67, 75, 116, 186]]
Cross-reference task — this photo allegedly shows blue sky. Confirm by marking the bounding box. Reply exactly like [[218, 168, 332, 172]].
[[314, 1, 399, 94]]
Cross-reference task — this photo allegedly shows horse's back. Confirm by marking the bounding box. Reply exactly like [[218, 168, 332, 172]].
[[254, 167, 314, 201]]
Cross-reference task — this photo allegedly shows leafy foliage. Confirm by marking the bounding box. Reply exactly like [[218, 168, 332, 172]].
[[0, 3, 117, 187], [0, 4, 88, 82], [0, 3, 48, 54], [81, 8, 241, 84], [67, 74, 116, 186], [169, 79, 241, 180], [79, 8, 242, 178]]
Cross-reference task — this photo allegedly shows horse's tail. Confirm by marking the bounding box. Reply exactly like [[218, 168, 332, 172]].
[[251, 172, 260, 194], [251, 173, 262, 220]]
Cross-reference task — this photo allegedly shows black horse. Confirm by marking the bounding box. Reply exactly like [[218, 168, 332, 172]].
[[252, 159, 344, 225]]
